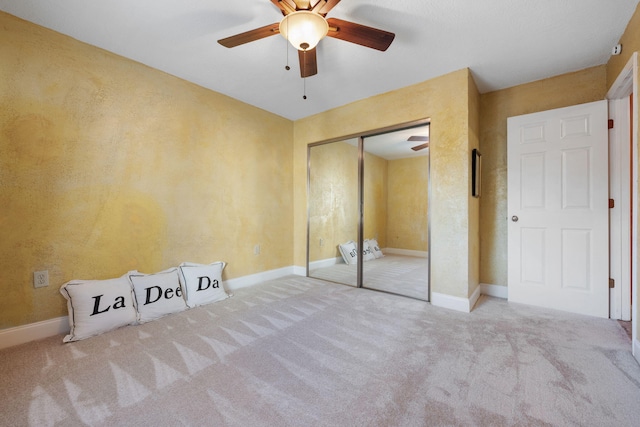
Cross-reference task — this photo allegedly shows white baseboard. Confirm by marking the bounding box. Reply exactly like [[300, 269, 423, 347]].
[[383, 248, 428, 258], [309, 256, 342, 270], [469, 285, 481, 310], [431, 285, 481, 313], [292, 265, 307, 276], [634, 338, 640, 364], [0, 316, 69, 350], [225, 266, 296, 291], [480, 283, 508, 299], [0, 265, 300, 350]]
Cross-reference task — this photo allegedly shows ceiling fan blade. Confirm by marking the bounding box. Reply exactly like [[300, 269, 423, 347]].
[[271, 0, 297, 14], [326, 18, 395, 51], [411, 142, 430, 151], [299, 48, 318, 77], [318, 0, 341, 15], [270, 0, 287, 14], [408, 136, 429, 142], [218, 22, 280, 48]]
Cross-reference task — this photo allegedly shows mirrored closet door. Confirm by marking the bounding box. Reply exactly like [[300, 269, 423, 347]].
[[307, 121, 430, 301], [307, 138, 359, 287], [361, 125, 430, 300]]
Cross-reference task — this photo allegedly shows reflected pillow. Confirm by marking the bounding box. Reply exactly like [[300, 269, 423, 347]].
[[362, 240, 376, 261], [367, 238, 384, 258], [60, 273, 138, 342], [338, 240, 358, 265]]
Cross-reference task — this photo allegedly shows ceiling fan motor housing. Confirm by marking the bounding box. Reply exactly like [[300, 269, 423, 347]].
[[280, 11, 329, 51]]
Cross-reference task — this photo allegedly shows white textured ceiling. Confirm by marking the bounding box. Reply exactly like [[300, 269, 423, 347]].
[[1, 0, 638, 120]]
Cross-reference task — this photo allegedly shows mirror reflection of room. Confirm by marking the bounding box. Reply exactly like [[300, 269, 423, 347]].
[[307, 123, 430, 300], [308, 138, 359, 287], [361, 125, 429, 300]]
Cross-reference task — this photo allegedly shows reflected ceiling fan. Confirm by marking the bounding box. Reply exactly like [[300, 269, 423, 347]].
[[217, 0, 395, 78], [409, 135, 429, 151]]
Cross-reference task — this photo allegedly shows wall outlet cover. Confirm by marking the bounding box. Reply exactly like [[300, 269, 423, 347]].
[[34, 270, 49, 288]]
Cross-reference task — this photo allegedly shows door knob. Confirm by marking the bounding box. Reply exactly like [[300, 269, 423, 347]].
[[511, 215, 519, 222]]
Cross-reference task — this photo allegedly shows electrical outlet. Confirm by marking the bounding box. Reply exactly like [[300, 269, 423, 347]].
[[319, 238, 324, 247], [254, 244, 260, 255], [34, 270, 49, 288]]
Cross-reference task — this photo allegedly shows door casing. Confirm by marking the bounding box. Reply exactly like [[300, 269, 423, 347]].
[[606, 51, 638, 361]]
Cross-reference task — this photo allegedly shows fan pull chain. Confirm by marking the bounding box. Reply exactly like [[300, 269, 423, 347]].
[[302, 49, 307, 100], [285, 42, 290, 71], [284, 17, 290, 71]]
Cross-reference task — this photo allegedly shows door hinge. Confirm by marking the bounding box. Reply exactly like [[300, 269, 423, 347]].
[[609, 278, 615, 289], [608, 119, 614, 129], [609, 198, 615, 208]]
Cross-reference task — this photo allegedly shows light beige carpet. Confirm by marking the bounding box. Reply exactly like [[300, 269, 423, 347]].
[[1, 275, 639, 426]]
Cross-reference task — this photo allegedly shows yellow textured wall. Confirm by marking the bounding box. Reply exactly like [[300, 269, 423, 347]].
[[606, 3, 640, 90], [386, 156, 428, 251], [478, 66, 607, 288], [467, 73, 480, 293], [606, 2, 640, 343], [0, 12, 293, 329], [294, 69, 477, 299]]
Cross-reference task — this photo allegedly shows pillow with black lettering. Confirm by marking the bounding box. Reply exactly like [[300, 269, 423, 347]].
[[60, 273, 138, 342], [177, 261, 228, 308], [338, 240, 358, 265], [362, 240, 376, 261], [129, 268, 187, 323], [367, 238, 384, 258]]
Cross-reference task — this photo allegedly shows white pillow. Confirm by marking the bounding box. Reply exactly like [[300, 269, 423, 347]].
[[367, 238, 384, 258], [177, 261, 228, 308], [129, 268, 188, 323], [362, 240, 376, 261], [60, 273, 138, 342], [338, 240, 358, 265]]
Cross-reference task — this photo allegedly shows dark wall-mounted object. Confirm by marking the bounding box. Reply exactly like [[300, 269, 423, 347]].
[[472, 148, 481, 198]]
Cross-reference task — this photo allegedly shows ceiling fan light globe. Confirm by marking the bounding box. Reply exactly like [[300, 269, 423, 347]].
[[280, 11, 328, 51]]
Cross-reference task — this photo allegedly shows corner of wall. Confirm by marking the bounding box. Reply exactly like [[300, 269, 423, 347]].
[[468, 68, 481, 300], [431, 285, 481, 313]]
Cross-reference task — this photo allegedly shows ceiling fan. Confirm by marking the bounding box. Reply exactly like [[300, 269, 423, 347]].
[[409, 135, 429, 151], [217, 0, 396, 78]]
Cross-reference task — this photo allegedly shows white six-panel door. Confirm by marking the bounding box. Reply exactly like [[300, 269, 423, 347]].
[[507, 100, 609, 318]]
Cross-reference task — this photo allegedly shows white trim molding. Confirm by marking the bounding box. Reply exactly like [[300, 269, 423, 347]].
[[292, 265, 307, 276], [225, 266, 295, 291], [607, 51, 638, 358], [383, 248, 428, 258], [308, 256, 342, 270], [0, 316, 69, 350], [480, 283, 508, 299], [431, 286, 481, 313]]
